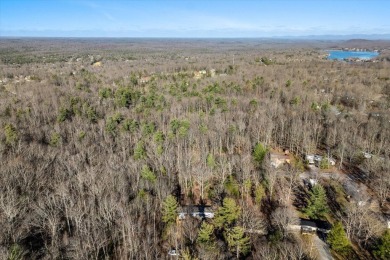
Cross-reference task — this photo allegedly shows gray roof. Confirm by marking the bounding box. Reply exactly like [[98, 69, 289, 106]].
[[300, 219, 317, 228]]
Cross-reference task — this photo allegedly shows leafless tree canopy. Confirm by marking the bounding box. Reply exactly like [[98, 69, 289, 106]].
[[0, 38, 389, 259]]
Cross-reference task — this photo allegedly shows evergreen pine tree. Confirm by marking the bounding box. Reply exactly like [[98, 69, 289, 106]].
[[304, 184, 329, 219], [162, 195, 178, 226], [374, 230, 390, 260], [224, 226, 250, 258], [214, 198, 241, 228], [253, 143, 267, 166], [327, 222, 350, 253], [197, 222, 215, 247]]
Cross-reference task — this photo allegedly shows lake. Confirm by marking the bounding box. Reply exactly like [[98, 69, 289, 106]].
[[327, 50, 379, 60]]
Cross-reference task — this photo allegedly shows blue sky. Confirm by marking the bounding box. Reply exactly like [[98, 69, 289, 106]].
[[1, 0, 390, 37]]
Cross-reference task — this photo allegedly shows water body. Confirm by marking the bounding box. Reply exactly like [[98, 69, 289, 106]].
[[328, 50, 379, 60]]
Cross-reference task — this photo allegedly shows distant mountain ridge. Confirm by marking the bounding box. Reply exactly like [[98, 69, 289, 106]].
[[1, 29, 390, 40], [272, 34, 390, 40]]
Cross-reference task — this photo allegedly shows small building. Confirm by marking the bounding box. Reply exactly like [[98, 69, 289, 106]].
[[300, 219, 317, 234], [305, 154, 336, 166], [288, 219, 331, 234], [315, 219, 332, 234], [178, 205, 214, 220], [306, 154, 315, 164]]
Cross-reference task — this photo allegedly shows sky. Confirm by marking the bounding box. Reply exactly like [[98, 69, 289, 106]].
[[1, 0, 390, 38]]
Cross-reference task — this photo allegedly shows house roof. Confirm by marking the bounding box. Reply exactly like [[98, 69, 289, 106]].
[[314, 219, 332, 230], [300, 219, 317, 228], [179, 205, 213, 213]]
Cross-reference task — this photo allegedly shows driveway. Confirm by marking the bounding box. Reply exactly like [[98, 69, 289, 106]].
[[313, 235, 333, 260], [300, 165, 375, 206]]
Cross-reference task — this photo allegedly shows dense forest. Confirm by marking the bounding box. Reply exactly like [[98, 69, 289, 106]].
[[0, 38, 389, 259]]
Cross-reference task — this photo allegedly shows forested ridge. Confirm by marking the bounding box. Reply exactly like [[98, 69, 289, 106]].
[[0, 39, 389, 259]]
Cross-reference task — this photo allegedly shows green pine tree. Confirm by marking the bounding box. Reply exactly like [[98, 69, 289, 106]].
[[304, 184, 329, 219], [327, 222, 350, 253], [141, 165, 157, 183], [214, 198, 241, 228], [319, 158, 330, 169], [253, 143, 268, 166], [197, 222, 215, 247], [255, 184, 266, 204], [162, 195, 178, 226], [134, 141, 146, 160], [374, 230, 390, 260], [224, 226, 250, 258], [181, 247, 196, 260]]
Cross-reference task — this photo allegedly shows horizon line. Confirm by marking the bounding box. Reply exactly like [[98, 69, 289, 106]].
[[1, 34, 390, 40]]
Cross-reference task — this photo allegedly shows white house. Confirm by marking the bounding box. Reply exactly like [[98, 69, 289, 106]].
[[178, 205, 214, 220]]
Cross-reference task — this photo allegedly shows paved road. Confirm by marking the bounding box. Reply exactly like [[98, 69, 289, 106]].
[[314, 235, 333, 260]]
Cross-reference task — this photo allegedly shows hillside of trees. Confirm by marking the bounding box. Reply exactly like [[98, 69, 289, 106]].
[[0, 38, 389, 259]]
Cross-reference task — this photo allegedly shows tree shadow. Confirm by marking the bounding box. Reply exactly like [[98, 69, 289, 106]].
[[293, 184, 308, 210]]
